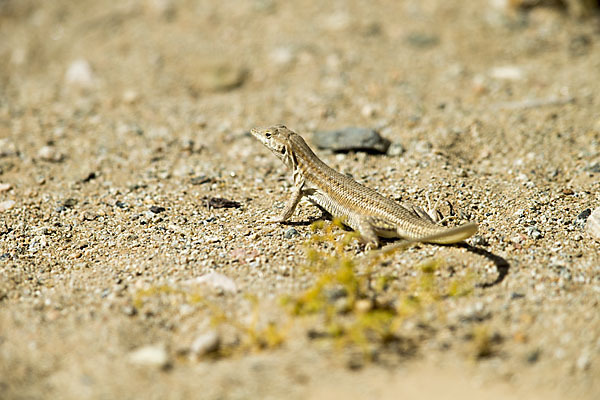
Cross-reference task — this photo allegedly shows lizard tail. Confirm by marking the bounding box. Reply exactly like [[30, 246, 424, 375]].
[[408, 222, 479, 244]]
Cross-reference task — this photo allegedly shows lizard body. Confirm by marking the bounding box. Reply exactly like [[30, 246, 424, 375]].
[[251, 124, 478, 249]]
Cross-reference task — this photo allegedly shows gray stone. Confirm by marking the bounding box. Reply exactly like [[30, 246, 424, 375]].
[[284, 228, 299, 239], [313, 127, 390, 153]]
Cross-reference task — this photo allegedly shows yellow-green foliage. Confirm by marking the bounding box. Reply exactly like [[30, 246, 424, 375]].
[[133, 219, 477, 362], [224, 294, 288, 352], [284, 219, 476, 360], [134, 287, 287, 357]]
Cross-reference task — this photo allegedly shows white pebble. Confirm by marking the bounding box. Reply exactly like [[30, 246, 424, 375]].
[[361, 104, 377, 118], [128, 344, 169, 368], [576, 350, 591, 371], [490, 66, 524, 81], [269, 46, 295, 66], [187, 272, 237, 294], [586, 207, 600, 242], [65, 59, 96, 88], [190, 330, 220, 357], [37, 146, 64, 162], [0, 139, 17, 157], [122, 89, 139, 104], [0, 200, 15, 212]]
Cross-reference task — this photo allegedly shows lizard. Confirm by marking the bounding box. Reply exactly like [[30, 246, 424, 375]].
[[250, 124, 478, 250]]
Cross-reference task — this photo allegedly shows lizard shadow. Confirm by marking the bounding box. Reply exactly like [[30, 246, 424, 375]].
[[280, 210, 333, 227], [283, 212, 510, 288], [279, 216, 325, 227], [456, 243, 510, 288]]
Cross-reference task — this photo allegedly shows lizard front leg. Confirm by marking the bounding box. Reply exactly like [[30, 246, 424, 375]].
[[266, 177, 305, 223]]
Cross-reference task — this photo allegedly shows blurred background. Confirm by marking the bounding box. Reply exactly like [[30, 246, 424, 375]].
[[1, 0, 598, 132], [1, 2, 599, 399]]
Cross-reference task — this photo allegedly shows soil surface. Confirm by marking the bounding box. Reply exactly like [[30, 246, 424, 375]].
[[1, 1, 599, 399]]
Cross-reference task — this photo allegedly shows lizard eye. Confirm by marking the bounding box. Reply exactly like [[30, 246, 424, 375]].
[[265, 132, 271, 138]]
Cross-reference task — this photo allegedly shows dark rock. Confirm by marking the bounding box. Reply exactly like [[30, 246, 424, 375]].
[[150, 206, 166, 214], [81, 172, 97, 183], [585, 162, 600, 173], [510, 292, 525, 300], [526, 349, 541, 364], [525, 226, 543, 239], [405, 32, 439, 48], [62, 198, 78, 208], [313, 127, 390, 153], [190, 176, 214, 185], [284, 228, 299, 239], [203, 197, 241, 209], [574, 208, 591, 228], [569, 35, 591, 57]]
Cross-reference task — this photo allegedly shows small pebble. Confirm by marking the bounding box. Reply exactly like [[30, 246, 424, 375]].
[[0, 139, 17, 157], [574, 208, 591, 228], [489, 65, 524, 81], [37, 146, 65, 162], [585, 207, 600, 242], [189, 272, 238, 294], [525, 226, 543, 240], [203, 197, 241, 209], [146, 0, 176, 19], [360, 104, 377, 118], [471, 235, 489, 246], [526, 349, 541, 364], [0, 200, 15, 212], [576, 350, 591, 371], [122, 89, 139, 104], [190, 330, 220, 357], [65, 59, 96, 88], [354, 299, 372, 313], [386, 142, 405, 157], [62, 198, 78, 208], [269, 46, 295, 66], [562, 188, 574, 195], [0, 183, 11, 192], [405, 32, 439, 48], [127, 344, 170, 369], [81, 211, 97, 221], [191, 62, 247, 93], [585, 162, 600, 173], [510, 292, 525, 300], [81, 172, 97, 183], [150, 206, 166, 214], [190, 176, 213, 185], [284, 228, 299, 239], [313, 127, 390, 153]]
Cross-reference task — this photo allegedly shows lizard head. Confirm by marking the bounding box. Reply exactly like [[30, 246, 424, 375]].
[[250, 124, 294, 164]]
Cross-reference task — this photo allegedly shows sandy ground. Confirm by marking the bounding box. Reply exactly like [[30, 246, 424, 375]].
[[1, 0, 599, 399]]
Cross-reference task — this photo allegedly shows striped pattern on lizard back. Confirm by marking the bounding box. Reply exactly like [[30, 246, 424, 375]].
[[287, 133, 449, 239]]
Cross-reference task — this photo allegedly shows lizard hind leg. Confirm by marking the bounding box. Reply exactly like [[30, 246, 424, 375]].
[[354, 216, 379, 250], [356, 216, 397, 250]]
